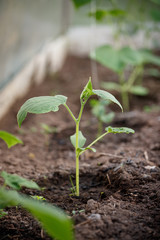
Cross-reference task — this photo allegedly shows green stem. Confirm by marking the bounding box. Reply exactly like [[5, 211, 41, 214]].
[[119, 72, 129, 112], [64, 104, 77, 123], [97, 119, 103, 137], [80, 131, 109, 156], [75, 121, 79, 196], [125, 65, 143, 91], [75, 103, 85, 196], [64, 101, 86, 196], [120, 65, 144, 111], [121, 90, 129, 112]]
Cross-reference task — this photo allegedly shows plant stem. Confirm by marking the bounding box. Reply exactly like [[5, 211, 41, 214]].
[[64, 102, 86, 196], [75, 103, 85, 196], [119, 72, 129, 111], [121, 90, 129, 112], [75, 121, 80, 196], [63, 104, 77, 122], [97, 119, 103, 137], [125, 65, 143, 91], [80, 131, 109, 156]]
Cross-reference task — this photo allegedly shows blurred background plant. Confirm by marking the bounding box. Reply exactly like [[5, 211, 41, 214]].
[[71, 0, 160, 111]]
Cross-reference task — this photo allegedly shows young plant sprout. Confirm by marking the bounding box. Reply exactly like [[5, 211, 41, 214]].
[[17, 78, 134, 196], [0, 130, 22, 148], [0, 171, 73, 240], [91, 45, 160, 111], [90, 99, 115, 136]]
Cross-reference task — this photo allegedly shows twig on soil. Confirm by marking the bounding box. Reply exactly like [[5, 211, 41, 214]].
[[107, 174, 111, 185], [98, 152, 127, 159], [41, 229, 44, 238], [74, 219, 91, 228], [144, 151, 155, 166]]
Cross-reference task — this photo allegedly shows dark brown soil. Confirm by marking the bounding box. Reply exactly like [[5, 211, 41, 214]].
[[0, 56, 160, 240]]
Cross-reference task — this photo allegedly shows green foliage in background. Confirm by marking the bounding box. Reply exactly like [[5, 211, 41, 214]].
[[90, 99, 115, 136], [91, 45, 160, 110]]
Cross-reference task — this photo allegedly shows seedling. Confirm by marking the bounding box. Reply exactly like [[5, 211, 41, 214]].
[[0, 130, 22, 148], [90, 99, 115, 136], [17, 78, 134, 196], [1, 171, 40, 191], [31, 195, 46, 201], [40, 123, 57, 134], [0, 171, 73, 240], [0, 209, 8, 218], [91, 45, 160, 111]]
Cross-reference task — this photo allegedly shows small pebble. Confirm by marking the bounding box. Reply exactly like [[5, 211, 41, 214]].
[[88, 213, 101, 220]]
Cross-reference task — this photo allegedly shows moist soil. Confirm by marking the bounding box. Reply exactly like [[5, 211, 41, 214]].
[[0, 55, 160, 240]]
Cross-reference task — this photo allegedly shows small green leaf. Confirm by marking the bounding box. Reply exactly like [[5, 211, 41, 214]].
[[91, 45, 160, 74], [151, 8, 160, 21], [151, 0, 160, 4], [0, 209, 8, 218], [88, 9, 108, 21], [1, 171, 40, 191], [70, 131, 86, 148], [17, 95, 67, 127], [105, 126, 135, 134], [80, 78, 93, 103], [101, 82, 120, 92], [107, 9, 126, 17], [91, 45, 125, 73], [92, 89, 123, 111], [129, 86, 149, 96], [0, 131, 23, 148], [146, 68, 160, 77], [84, 147, 96, 152], [100, 112, 115, 124], [71, 0, 93, 8], [79, 147, 96, 154], [0, 189, 74, 240], [139, 49, 160, 65], [89, 9, 126, 21]]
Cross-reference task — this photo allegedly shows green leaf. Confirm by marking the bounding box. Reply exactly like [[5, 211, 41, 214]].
[[151, 0, 160, 4], [119, 47, 143, 66], [129, 86, 149, 96], [1, 171, 40, 191], [151, 8, 160, 21], [139, 49, 160, 65], [91, 45, 160, 74], [146, 68, 160, 77], [101, 82, 120, 92], [0, 209, 7, 218], [91, 45, 126, 73], [0, 189, 74, 240], [70, 131, 86, 148], [0, 131, 23, 148], [88, 9, 108, 21], [107, 9, 126, 17], [84, 147, 96, 152], [71, 0, 93, 8], [105, 126, 135, 134], [89, 8, 126, 21], [17, 95, 67, 127], [80, 78, 93, 103], [100, 112, 115, 124], [91, 100, 106, 118], [78, 147, 96, 154], [92, 89, 123, 111]]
